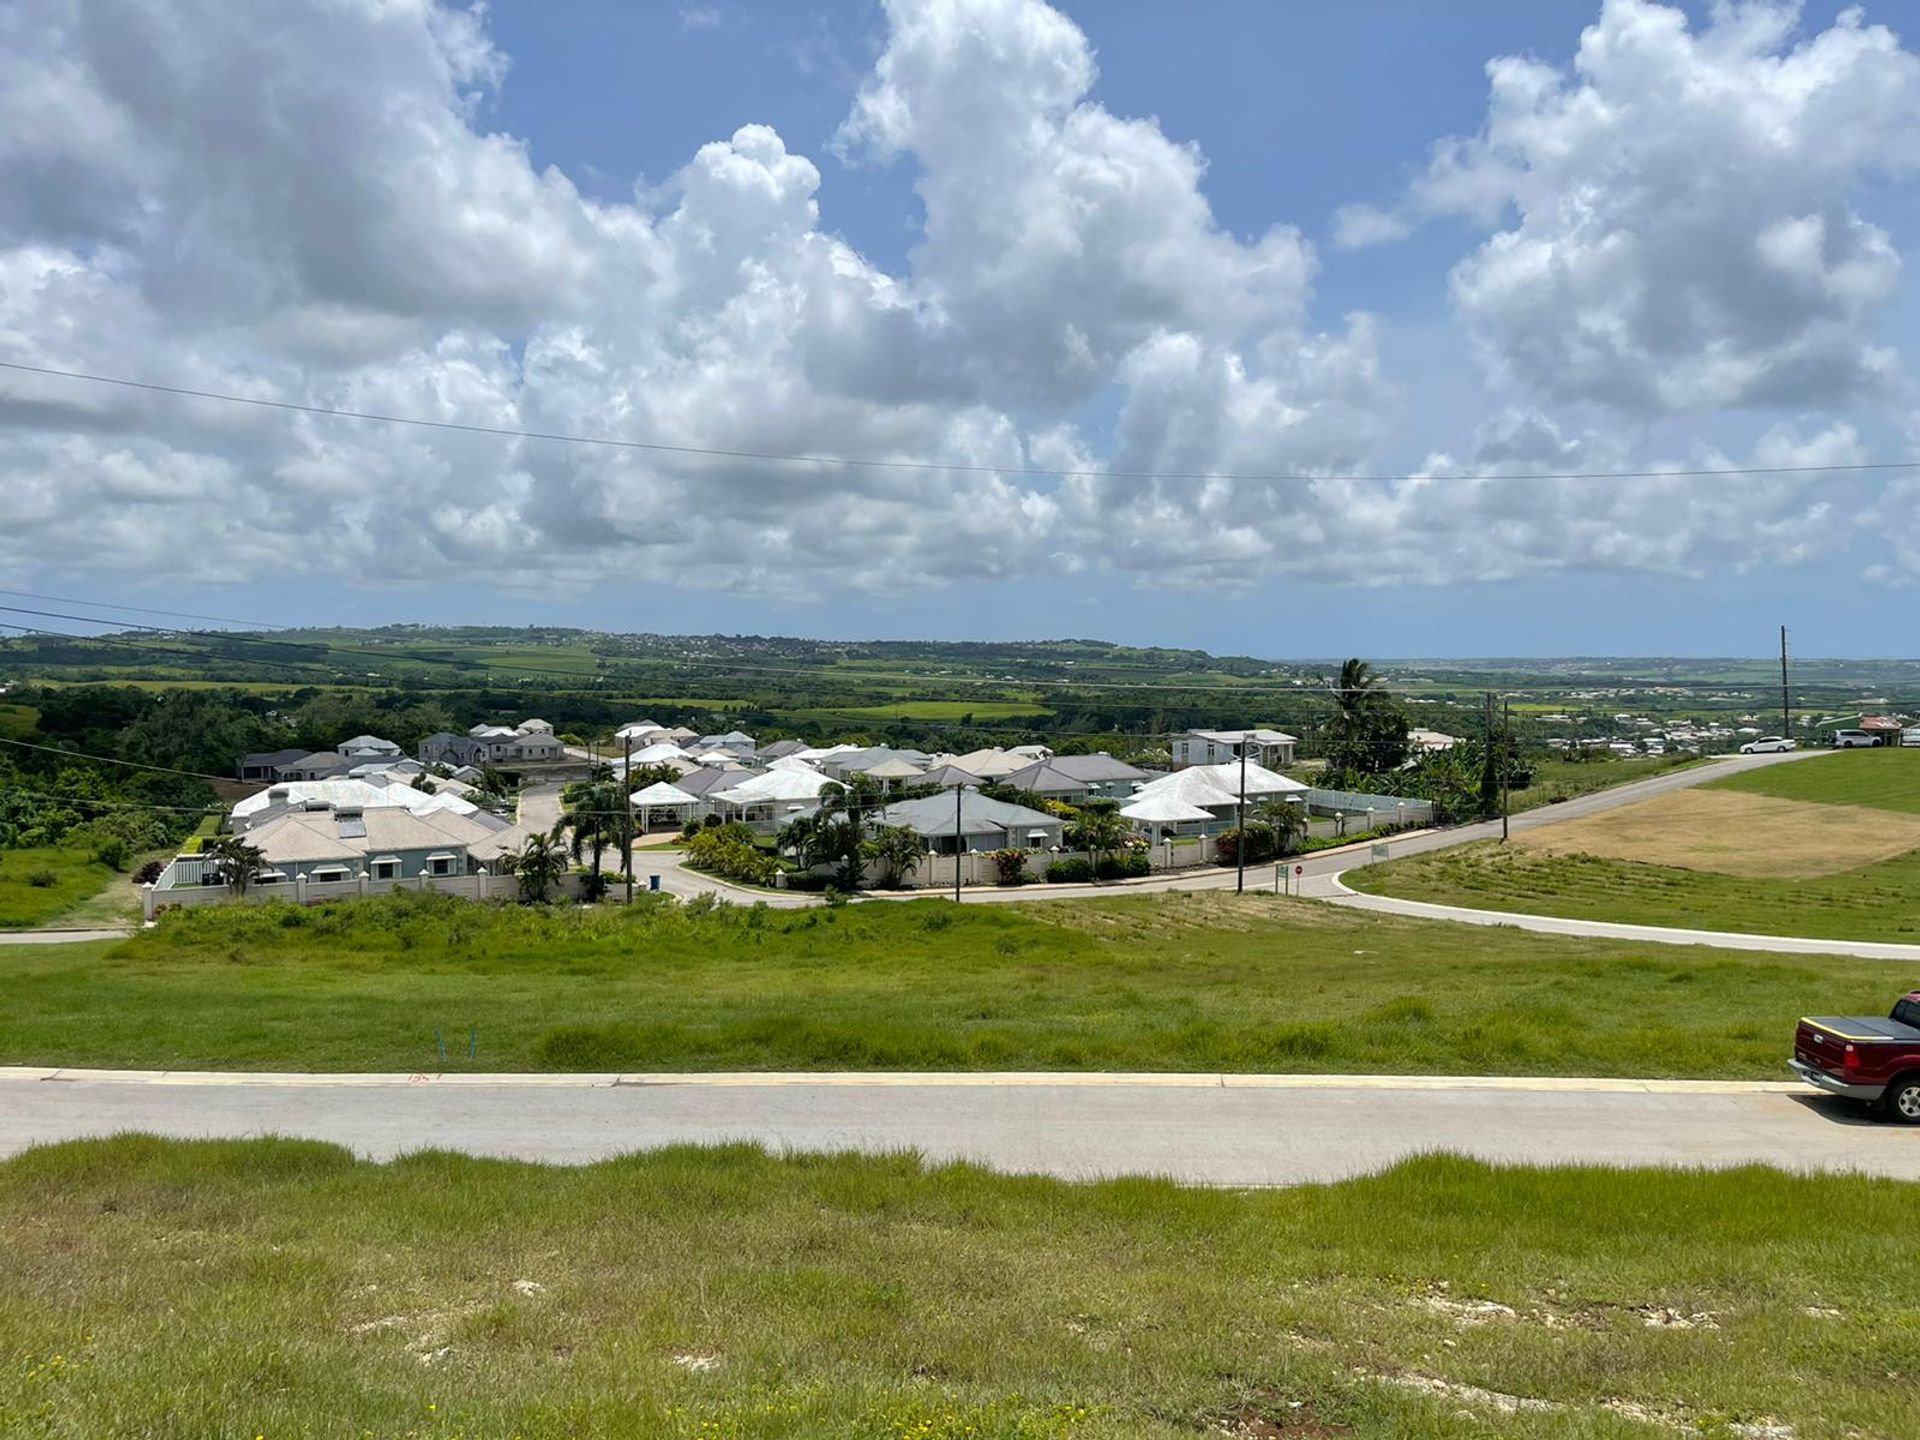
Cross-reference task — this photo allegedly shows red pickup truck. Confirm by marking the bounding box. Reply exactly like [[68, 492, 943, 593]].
[[1791, 992, 1920, 1123]]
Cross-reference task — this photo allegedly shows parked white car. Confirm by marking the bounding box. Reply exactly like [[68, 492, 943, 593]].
[[1740, 736, 1797, 754], [1831, 729, 1883, 749]]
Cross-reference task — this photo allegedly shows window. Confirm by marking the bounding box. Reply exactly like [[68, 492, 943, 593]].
[[430, 856, 453, 877], [372, 860, 399, 881], [1893, 998, 1920, 1030]]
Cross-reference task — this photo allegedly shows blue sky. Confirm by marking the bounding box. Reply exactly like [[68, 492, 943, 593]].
[[5, 0, 1920, 657]]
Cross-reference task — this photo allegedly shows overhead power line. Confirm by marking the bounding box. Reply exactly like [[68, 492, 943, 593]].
[[0, 587, 276, 629], [5, 359, 1919, 485], [0, 736, 236, 783]]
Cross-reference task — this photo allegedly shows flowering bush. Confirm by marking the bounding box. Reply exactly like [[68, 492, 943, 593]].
[[987, 848, 1028, 886]]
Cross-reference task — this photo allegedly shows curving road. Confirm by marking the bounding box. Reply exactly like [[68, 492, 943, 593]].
[[2, 1068, 1912, 1185]]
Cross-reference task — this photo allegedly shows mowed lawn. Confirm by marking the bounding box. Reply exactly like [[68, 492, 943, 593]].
[[1352, 750, 1920, 941], [1710, 745, 1920, 812], [2, 1138, 1913, 1440], [1, 890, 1909, 1076]]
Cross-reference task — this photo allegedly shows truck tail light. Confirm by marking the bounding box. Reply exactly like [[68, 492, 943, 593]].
[[1843, 1043, 1859, 1071]]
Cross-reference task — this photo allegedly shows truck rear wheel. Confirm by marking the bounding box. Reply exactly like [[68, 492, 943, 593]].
[[1885, 1075, 1920, 1125]]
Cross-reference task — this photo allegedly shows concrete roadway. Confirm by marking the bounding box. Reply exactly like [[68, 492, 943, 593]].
[[3, 1069, 1913, 1185]]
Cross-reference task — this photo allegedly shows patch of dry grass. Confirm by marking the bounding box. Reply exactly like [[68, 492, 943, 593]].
[[1514, 787, 1920, 878]]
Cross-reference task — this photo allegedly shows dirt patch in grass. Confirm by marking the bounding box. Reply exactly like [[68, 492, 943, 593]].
[[1514, 787, 1920, 878]]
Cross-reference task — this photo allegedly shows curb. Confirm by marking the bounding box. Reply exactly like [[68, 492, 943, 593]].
[[0, 1066, 1803, 1094]]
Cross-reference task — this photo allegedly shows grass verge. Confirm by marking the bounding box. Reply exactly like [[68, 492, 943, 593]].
[[2, 889, 1911, 1074], [1349, 840, 1920, 943], [1506, 755, 1706, 815], [0, 845, 121, 930], [2, 1137, 1913, 1439]]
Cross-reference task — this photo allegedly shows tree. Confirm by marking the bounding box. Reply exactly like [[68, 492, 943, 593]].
[[862, 825, 924, 889], [1323, 657, 1410, 776], [558, 780, 629, 890], [204, 835, 266, 896], [502, 827, 568, 904], [1064, 804, 1133, 879], [1253, 796, 1308, 856]]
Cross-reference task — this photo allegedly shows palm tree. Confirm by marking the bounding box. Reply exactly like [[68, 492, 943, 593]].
[[862, 825, 924, 889], [1332, 657, 1383, 725], [1065, 805, 1133, 879], [204, 835, 266, 896], [559, 780, 629, 891], [503, 826, 568, 904]]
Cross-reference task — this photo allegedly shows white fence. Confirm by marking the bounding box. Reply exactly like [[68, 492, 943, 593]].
[[147, 870, 587, 920]]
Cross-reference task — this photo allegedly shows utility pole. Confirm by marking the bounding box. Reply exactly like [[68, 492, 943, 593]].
[[622, 732, 634, 905], [1780, 624, 1791, 741], [1500, 697, 1512, 843], [1235, 733, 1248, 896], [953, 781, 963, 904]]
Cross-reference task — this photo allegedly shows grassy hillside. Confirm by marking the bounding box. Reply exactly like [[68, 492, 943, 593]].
[[1353, 750, 1920, 940], [1, 890, 1907, 1075], [1, 1138, 1911, 1439], [1710, 747, 1920, 813]]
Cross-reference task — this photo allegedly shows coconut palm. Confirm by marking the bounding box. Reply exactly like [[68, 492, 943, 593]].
[[559, 780, 630, 891], [1065, 804, 1134, 879], [503, 826, 569, 904], [862, 825, 924, 889], [204, 835, 266, 896]]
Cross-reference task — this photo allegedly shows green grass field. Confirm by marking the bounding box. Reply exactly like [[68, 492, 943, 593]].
[[1352, 751, 1920, 941], [790, 701, 1052, 723], [1347, 840, 1920, 941], [1710, 747, 1920, 813], [0, 845, 124, 929], [2, 1138, 1911, 1439], [1507, 755, 1704, 814], [2, 891, 1907, 1075]]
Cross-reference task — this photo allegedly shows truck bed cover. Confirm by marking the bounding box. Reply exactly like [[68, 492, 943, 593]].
[[1802, 1016, 1920, 1043]]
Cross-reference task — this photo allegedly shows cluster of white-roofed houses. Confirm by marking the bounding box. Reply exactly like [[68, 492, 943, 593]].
[[606, 721, 1433, 880], [151, 719, 1433, 909]]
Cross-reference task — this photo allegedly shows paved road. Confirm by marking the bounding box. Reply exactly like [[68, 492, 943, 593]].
[[1317, 884, 1920, 961], [643, 750, 1819, 910], [3, 1070, 1912, 1185], [0, 928, 129, 946]]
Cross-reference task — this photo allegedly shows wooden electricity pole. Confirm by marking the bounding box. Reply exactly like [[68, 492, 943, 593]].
[[1780, 625, 1791, 741]]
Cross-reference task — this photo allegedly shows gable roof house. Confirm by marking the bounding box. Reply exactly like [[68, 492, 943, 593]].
[[237, 747, 313, 783], [339, 734, 403, 759], [875, 791, 1064, 856], [1003, 753, 1150, 801], [1171, 728, 1297, 769]]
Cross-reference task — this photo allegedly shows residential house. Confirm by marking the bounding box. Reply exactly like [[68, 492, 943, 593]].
[[695, 729, 758, 759], [237, 747, 312, 783], [1124, 761, 1308, 834], [418, 721, 564, 768], [1171, 728, 1297, 769], [165, 803, 516, 890], [756, 738, 810, 761], [997, 761, 1092, 804], [1407, 729, 1459, 753], [1003, 753, 1148, 802], [818, 746, 933, 780], [875, 790, 1064, 856], [932, 747, 1028, 779], [339, 734, 403, 760]]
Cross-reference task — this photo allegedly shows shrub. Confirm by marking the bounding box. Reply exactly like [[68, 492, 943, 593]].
[[680, 820, 701, 840], [987, 848, 1028, 886], [683, 829, 779, 887], [1095, 850, 1150, 880], [578, 871, 612, 903], [93, 837, 132, 872], [133, 859, 167, 886], [1214, 824, 1278, 866], [25, 869, 58, 889], [1044, 857, 1093, 883]]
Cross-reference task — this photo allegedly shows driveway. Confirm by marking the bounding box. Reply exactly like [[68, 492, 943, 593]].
[[3, 1068, 1911, 1186]]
